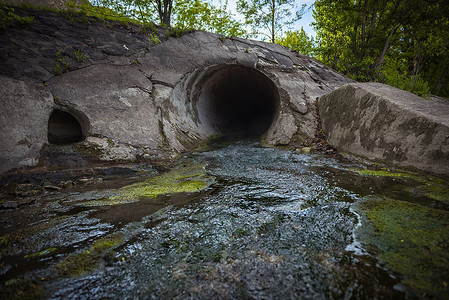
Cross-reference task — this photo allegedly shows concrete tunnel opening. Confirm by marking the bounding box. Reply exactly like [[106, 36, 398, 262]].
[[197, 65, 280, 137], [48, 109, 85, 144]]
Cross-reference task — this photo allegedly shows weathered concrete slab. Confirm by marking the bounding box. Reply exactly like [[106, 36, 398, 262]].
[[318, 83, 449, 175], [0, 76, 54, 173]]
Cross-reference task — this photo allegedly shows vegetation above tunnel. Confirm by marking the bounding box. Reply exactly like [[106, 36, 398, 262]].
[[2, 0, 447, 98]]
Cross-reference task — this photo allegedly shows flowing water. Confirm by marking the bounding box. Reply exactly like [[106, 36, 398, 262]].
[[1, 140, 448, 299]]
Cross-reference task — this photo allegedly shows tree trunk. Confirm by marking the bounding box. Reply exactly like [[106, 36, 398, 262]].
[[156, 0, 172, 26], [361, 0, 368, 46], [436, 64, 449, 94], [271, 0, 276, 43], [375, 19, 399, 72], [369, 0, 378, 40]]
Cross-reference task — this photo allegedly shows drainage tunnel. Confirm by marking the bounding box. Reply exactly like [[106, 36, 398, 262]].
[[48, 109, 84, 144], [197, 65, 280, 137]]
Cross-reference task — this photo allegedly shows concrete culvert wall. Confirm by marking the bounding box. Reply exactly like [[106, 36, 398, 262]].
[[197, 65, 280, 137], [48, 109, 85, 144]]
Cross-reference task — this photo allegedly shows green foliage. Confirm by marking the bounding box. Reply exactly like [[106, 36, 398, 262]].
[[382, 68, 430, 98], [74, 49, 87, 62], [65, 0, 245, 38], [312, 0, 449, 97], [276, 27, 314, 56], [63, 6, 89, 23], [237, 0, 306, 42], [0, 4, 34, 30], [53, 51, 70, 75], [173, 0, 246, 38], [141, 20, 157, 33], [166, 26, 189, 38], [66, 0, 141, 26], [150, 33, 160, 44]]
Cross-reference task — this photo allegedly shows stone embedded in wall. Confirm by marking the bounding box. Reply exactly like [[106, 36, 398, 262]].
[[318, 82, 449, 175], [0, 76, 54, 173]]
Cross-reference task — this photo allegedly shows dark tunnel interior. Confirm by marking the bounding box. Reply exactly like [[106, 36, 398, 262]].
[[48, 109, 83, 144], [198, 65, 280, 137]]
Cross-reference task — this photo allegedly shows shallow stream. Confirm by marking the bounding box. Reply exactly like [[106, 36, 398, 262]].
[[1, 140, 448, 299]]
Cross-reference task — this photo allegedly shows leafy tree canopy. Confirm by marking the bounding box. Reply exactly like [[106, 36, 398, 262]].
[[73, 0, 245, 37], [312, 0, 449, 97], [276, 27, 314, 56], [236, 0, 306, 43]]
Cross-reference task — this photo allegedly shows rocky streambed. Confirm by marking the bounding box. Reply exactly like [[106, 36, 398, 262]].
[[1, 140, 448, 299]]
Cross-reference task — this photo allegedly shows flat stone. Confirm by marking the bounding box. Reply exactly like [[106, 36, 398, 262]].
[[318, 83, 449, 175]]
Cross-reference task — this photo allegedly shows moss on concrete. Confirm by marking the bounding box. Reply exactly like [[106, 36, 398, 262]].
[[103, 163, 212, 204], [359, 198, 449, 297], [56, 233, 123, 277]]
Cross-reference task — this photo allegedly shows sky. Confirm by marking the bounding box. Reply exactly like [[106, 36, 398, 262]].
[[211, 0, 317, 38]]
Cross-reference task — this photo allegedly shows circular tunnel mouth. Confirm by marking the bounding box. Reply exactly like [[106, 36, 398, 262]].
[[48, 109, 84, 144], [198, 65, 279, 137]]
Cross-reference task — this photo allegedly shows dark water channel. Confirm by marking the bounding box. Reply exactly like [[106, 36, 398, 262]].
[[1, 141, 448, 299]]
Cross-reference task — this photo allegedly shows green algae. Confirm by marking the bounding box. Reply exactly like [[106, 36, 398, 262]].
[[1, 278, 48, 300], [358, 198, 449, 297], [25, 247, 58, 259], [101, 163, 212, 205], [423, 177, 449, 202], [56, 233, 123, 277], [355, 169, 421, 180], [0, 236, 8, 245], [353, 168, 449, 203], [0, 217, 68, 257]]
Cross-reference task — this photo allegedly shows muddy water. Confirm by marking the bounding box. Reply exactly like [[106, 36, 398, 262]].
[[1, 141, 448, 299]]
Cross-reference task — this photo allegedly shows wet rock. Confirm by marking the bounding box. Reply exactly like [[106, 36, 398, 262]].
[[44, 185, 62, 191], [1, 200, 19, 209], [318, 83, 449, 175], [0, 76, 54, 174], [2, 183, 43, 197], [16, 197, 36, 206]]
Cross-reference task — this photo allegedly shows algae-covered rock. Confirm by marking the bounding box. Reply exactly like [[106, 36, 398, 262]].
[[357, 198, 449, 298], [96, 163, 214, 205], [56, 233, 123, 277], [353, 168, 449, 203], [25, 247, 58, 259]]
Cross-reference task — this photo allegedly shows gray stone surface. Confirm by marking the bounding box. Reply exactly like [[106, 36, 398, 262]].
[[318, 83, 449, 175], [1, 6, 354, 174], [47, 64, 160, 147], [0, 76, 54, 173]]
